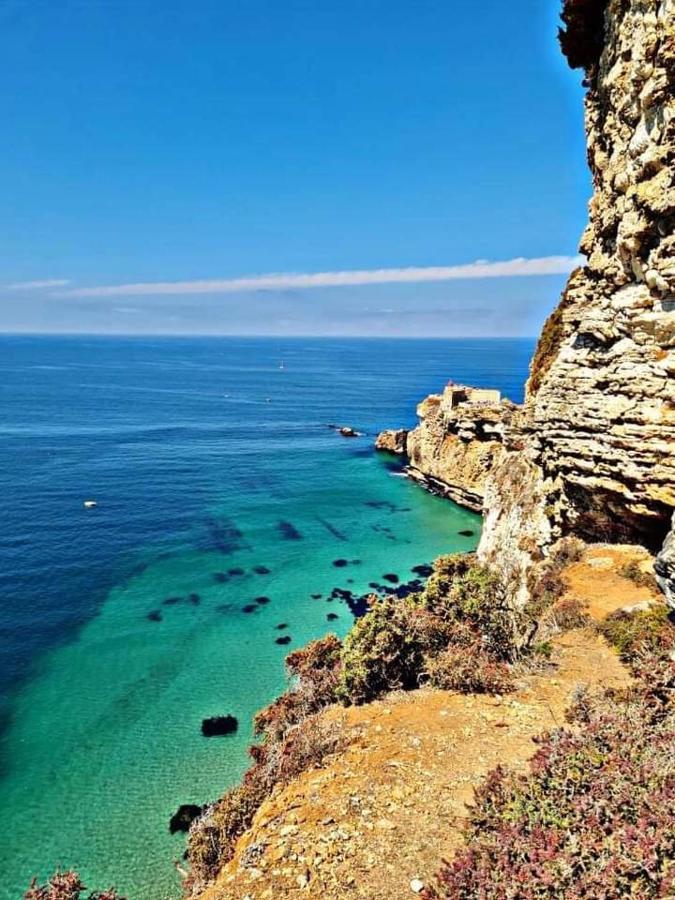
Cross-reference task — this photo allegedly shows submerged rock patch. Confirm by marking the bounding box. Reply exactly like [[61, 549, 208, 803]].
[[201, 715, 238, 737], [278, 520, 303, 541]]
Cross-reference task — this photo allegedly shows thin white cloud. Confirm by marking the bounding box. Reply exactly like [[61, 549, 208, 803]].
[[7, 279, 71, 290], [54, 256, 582, 298]]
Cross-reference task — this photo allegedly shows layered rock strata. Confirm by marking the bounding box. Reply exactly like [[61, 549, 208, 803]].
[[376, 385, 516, 513], [478, 0, 675, 603]]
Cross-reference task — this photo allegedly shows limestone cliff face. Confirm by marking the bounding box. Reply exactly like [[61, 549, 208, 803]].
[[377, 386, 516, 513], [479, 0, 675, 603]]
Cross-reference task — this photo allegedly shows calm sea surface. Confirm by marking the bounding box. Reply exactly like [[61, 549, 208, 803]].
[[0, 336, 533, 899]]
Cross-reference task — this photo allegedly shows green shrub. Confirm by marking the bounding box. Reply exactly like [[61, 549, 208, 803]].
[[425, 643, 514, 695], [338, 555, 518, 705], [599, 604, 675, 663], [337, 595, 451, 704], [619, 559, 660, 591], [525, 536, 585, 621]]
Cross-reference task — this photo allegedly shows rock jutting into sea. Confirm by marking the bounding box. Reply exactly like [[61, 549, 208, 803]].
[[376, 384, 516, 513]]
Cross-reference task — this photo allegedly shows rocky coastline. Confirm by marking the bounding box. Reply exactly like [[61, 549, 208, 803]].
[[37, 2, 675, 898], [376, 384, 516, 514]]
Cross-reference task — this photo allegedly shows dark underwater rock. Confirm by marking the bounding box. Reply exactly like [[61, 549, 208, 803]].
[[254, 595, 270, 605], [383, 573, 400, 584], [275, 635, 292, 645], [333, 558, 348, 568], [201, 715, 238, 737], [213, 572, 227, 583], [147, 610, 162, 622], [254, 565, 271, 575], [275, 622, 288, 630], [169, 804, 204, 834], [205, 517, 244, 555], [242, 604, 258, 613], [228, 567, 245, 576], [327, 612, 339, 621], [162, 596, 182, 606], [188, 593, 201, 605], [458, 529, 475, 537], [412, 564, 434, 577], [278, 520, 303, 541]]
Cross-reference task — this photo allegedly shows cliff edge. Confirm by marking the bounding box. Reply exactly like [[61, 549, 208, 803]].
[[478, 0, 675, 603]]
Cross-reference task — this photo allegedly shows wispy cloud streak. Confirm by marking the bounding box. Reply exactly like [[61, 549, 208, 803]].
[[55, 256, 582, 298], [8, 279, 71, 290]]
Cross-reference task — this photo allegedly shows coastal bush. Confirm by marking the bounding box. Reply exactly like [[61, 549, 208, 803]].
[[559, 0, 608, 72], [424, 656, 675, 899], [537, 596, 589, 638], [338, 555, 519, 704], [525, 536, 585, 621], [618, 558, 660, 591], [24, 872, 124, 900], [425, 643, 514, 695], [598, 604, 675, 664], [187, 710, 348, 888], [254, 634, 342, 741]]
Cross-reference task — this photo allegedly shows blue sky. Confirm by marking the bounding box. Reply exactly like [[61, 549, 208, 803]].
[[0, 0, 589, 336]]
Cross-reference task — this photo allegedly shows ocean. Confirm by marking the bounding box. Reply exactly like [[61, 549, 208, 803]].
[[0, 336, 533, 899]]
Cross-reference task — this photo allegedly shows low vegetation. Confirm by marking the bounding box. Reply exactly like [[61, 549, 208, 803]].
[[24, 872, 123, 900], [619, 558, 660, 591], [525, 536, 585, 622], [527, 278, 578, 394], [598, 603, 675, 663], [559, 0, 608, 72]]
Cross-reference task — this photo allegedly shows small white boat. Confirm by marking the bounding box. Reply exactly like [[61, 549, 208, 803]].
[[83, 499, 98, 509], [279, 360, 284, 370]]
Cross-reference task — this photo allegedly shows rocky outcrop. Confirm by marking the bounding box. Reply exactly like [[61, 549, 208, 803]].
[[377, 385, 516, 513], [374, 428, 408, 455], [479, 0, 675, 604]]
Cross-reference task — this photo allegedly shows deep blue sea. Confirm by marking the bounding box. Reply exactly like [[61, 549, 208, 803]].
[[0, 336, 533, 899]]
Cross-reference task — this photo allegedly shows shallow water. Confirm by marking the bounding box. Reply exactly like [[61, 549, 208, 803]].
[[0, 336, 532, 898]]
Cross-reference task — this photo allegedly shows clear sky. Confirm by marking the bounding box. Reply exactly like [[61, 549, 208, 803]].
[[0, 0, 589, 336]]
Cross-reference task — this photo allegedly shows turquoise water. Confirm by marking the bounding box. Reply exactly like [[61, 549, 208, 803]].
[[0, 337, 533, 899]]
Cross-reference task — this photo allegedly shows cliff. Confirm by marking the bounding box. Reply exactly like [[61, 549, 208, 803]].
[[478, 0, 675, 603], [376, 385, 516, 513]]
